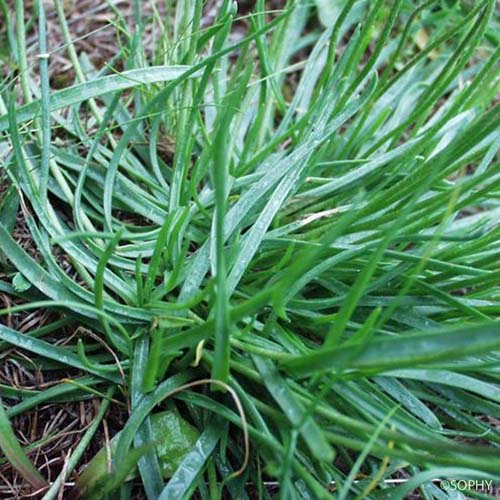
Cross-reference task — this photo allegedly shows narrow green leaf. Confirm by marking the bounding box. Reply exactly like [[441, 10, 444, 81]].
[[282, 323, 500, 377], [253, 356, 335, 462], [0, 398, 47, 490], [158, 419, 225, 500], [0, 66, 192, 133]]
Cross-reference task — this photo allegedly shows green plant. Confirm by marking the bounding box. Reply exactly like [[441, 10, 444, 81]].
[[0, 0, 499, 498]]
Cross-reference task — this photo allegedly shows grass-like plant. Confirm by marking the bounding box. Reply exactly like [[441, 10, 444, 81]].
[[0, 0, 499, 498]]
